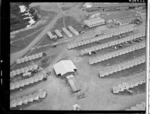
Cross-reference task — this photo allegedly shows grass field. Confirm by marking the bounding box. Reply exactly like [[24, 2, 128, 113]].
[[11, 10, 57, 41], [51, 16, 83, 32], [28, 45, 52, 56], [11, 25, 46, 41], [37, 35, 52, 47], [10, 29, 43, 54], [11, 10, 57, 54]]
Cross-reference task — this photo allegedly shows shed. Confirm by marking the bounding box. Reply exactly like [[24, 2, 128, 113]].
[[66, 75, 81, 93], [83, 3, 92, 8], [84, 17, 105, 27], [53, 60, 77, 77]]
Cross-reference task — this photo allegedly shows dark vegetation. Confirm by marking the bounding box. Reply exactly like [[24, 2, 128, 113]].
[[10, 2, 39, 32]]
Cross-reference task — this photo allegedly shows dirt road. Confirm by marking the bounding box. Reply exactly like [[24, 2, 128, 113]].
[[10, 12, 63, 65]]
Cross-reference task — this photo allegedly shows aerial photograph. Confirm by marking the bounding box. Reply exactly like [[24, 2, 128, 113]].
[[10, 2, 146, 110]]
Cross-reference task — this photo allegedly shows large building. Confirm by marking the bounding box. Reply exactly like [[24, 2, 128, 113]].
[[53, 60, 77, 77], [84, 17, 105, 27], [53, 60, 80, 93], [113, 17, 137, 26]]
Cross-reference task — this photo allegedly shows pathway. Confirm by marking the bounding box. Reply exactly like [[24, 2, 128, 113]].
[[10, 13, 63, 65]]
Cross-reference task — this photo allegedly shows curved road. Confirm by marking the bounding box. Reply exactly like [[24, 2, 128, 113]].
[[10, 12, 63, 65]]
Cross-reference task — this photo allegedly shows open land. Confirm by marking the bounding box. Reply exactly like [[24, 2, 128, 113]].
[[10, 2, 146, 110]]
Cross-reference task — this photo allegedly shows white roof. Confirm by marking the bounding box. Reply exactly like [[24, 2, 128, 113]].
[[24, 56, 28, 61], [53, 60, 76, 76], [84, 18, 105, 26], [55, 29, 63, 37], [83, 3, 92, 8], [47, 31, 57, 39]]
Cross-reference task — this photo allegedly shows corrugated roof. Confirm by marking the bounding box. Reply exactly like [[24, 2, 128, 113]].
[[114, 17, 136, 24], [53, 60, 76, 76]]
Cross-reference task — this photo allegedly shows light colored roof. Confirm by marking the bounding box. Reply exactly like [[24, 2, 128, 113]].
[[92, 3, 145, 8], [53, 60, 76, 76], [55, 29, 63, 37], [83, 3, 92, 8], [47, 31, 57, 39], [62, 27, 73, 37], [68, 26, 79, 36], [113, 17, 136, 24], [84, 17, 105, 26]]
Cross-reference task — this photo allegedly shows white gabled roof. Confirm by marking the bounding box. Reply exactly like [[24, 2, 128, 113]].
[[83, 3, 92, 8], [53, 60, 76, 76]]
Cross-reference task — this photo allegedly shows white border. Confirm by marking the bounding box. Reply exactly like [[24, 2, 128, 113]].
[[147, 0, 149, 114]]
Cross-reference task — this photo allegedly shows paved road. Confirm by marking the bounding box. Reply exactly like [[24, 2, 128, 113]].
[[10, 13, 63, 65]]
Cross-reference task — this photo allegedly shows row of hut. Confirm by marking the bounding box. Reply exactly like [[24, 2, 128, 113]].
[[89, 42, 145, 64], [10, 64, 38, 78], [112, 72, 145, 94], [80, 32, 145, 55], [67, 25, 136, 49], [99, 55, 145, 77], [16, 52, 43, 64], [47, 26, 79, 40], [10, 90, 47, 108], [10, 73, 47, 90], [126, 102, 146, 110]]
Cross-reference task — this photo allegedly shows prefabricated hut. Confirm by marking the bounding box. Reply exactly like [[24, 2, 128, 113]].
[[53, 60, 77, 77]]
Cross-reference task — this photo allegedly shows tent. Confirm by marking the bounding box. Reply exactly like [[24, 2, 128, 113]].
[[13, 83, 18, 89], [28, 56, 32, 61], [10, 99, 17, 108], [19, 80, 25, 87], [34, 77, 39, 82], [39, 53, 43, 57], [33, 64, 38, 70], [28, 66, 33, 70], [35, 54, 39, 59], [21, 58, 25, 63], [20, 68, 24, 73], [43, 74, 47, 79], [32, 55, 36, 60], [16, 69, 20, 75], [32, 92, 39, 100], [16, 59, 21, 64], [24, 67, 28, 73], [29, 78, 34, 84], [26, 95, 33, 102], [15, 82, 20, 89], [22, 96, 28, 104], [39, 75, 43, 81], [24, 79, 29, 86], [16, 98, 22, 106], [24, 56, 28, 62], [39, 91, 46, 99], [10, 83, 15, 90], [30, 55, 34, 60]]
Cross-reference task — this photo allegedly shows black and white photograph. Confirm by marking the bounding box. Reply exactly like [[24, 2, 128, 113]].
[[9, 2, 147, 111]]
